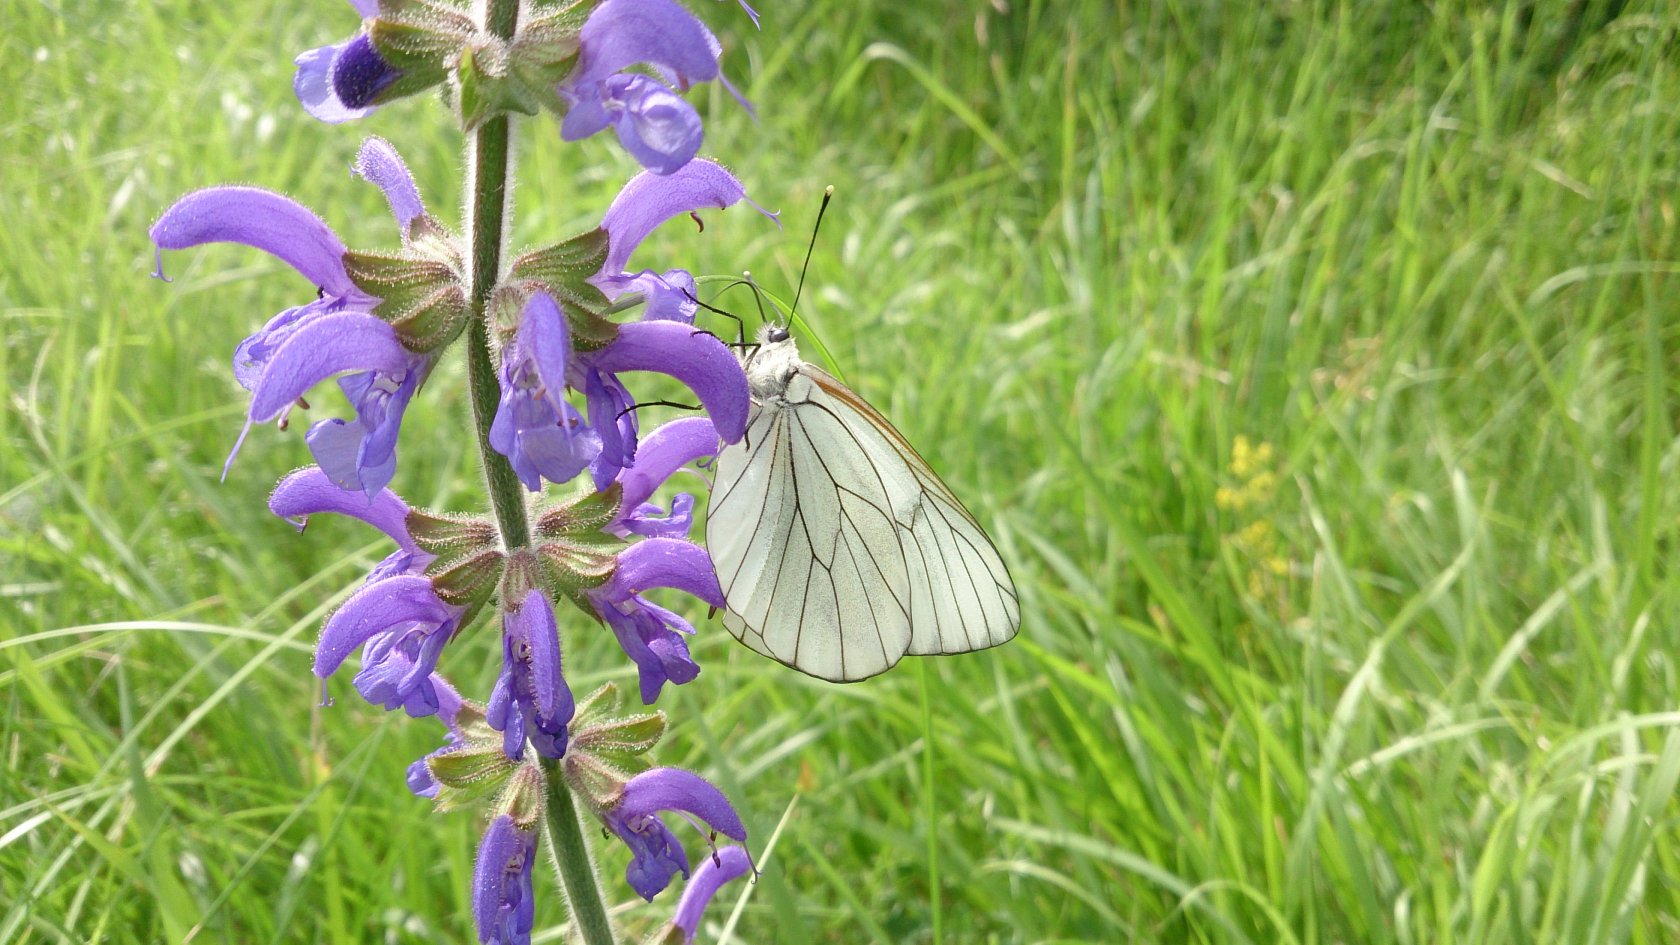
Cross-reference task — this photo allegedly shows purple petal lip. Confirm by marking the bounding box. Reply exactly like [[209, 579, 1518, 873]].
[[353, 136, 426, 237], [621, 767, 747, 841], [314, 575, 449, 678], [616, 416, 718, 512], [248, 313, 409, 421], [610, 538, 725, 608], [672, 846, 754, 939], [590, 321, 749, 443], [150, 187, 358, 298], [598, 159, 746, 276], [268, 465, 416, 550]]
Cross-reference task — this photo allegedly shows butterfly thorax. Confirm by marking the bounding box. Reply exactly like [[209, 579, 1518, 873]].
[[742, 330, 803, 403]]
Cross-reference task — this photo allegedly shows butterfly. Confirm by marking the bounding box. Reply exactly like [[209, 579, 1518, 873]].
[[704, 323, 1021, 682]]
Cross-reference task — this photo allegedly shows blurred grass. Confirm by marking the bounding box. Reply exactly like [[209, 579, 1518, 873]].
[[5, 0, 1680, 942]]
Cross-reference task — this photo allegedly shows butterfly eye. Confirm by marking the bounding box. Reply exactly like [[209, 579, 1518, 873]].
[[766, 326, 791, 343]]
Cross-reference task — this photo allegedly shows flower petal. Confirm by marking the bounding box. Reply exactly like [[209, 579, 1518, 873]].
[[671, 846, 754, 941], [507, 589, 570, 723], [353, 136, 426, 237], [314, 575, 449, 678], [590, 321, 749, 443], [621, 767, 747, 841], [249, 313, 409, 421], [610, 538, 725, 608], [598, 159, 745, 275], [607, 75, 703, 176], [151, 187, 357, 297], [295, 40, 378, 124], [268, 465, 416, 549], [616, 416, 718, 512], [523, 291, 572, 398], [569, 0, 720, 89]]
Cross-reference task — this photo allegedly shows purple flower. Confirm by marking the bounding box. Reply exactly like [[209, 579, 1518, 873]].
[[486, 589, 575, 760], [588, 538, 725, 705], [574, 319, 749, 490], [491, 291, 601, 491], [602, 767, 747, 901], [152, 139, 439, 496], [294, 1, 401, 123], [669, 846, 754, 942], [610, 416, 720, 539], [558, 0, 748, 174], [591, 159, 772, 324], [405, 675, 468, 799], [474, 815, 536, 945], [270, 467, 465, 717]]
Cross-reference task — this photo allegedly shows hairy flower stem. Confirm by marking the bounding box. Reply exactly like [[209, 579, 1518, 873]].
[[463, 1, 615, 942], [541, 757, 618, 945]]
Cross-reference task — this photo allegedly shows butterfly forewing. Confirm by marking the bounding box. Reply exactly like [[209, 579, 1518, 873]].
[[707, 356, 1020, 682]]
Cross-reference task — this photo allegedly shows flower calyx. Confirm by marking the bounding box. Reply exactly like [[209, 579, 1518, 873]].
[[420, 701, 521, 811], [563, 681, 666, 810], [504, 227, 617, 350], [342, 215, 470, 354], [363, 0, 477, 108], [532, 482, 626, 609], [407, 508, 504, 613]]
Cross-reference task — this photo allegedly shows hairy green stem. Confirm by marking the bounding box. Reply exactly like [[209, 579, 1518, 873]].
[[541, 758, 618, 945], [463, 1, 616, 942]]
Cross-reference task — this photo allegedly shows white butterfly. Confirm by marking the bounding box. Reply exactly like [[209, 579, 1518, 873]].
[[705, 324, 1021, 682]]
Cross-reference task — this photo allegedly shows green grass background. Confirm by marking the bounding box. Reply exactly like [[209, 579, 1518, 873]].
[[5, 0, 1680, 942]]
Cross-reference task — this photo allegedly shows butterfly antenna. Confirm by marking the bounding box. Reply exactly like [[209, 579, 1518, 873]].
[[741, 270, 771, 327], [789, 185, 834, 324]]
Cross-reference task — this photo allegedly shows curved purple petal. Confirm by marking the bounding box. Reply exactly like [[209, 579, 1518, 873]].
[[621, 767, 747, 841], [524, 291, 572, 396], [671, 846, 754, 940], [353, 136, 426, 237], [605, 74, 703, 176], [295, 40, 376, 124], [314, 575, 450, 678], [598, 159, 745, 275], [589, 320, 749, 442], [617, 417, 718, 512], [268, 465, 415, 549], [610, 538, 725, 608], [249, 313, 409, 421], [569, 0, 720, 89], [150, 187, 357, 298]]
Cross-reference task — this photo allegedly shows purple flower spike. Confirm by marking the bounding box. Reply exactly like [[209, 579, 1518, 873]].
[[491, 291, 603, 491], [671, 846, 754, 942], [603, 767, 747, 901], [559, 0, 739, 174], [486, 590, 575, 760], [588, 321, 750, 444], [589, 538, 725, 704], [353, 136, 427, 237], [474, 815, 536, 945], [150, 187, 365, 302]]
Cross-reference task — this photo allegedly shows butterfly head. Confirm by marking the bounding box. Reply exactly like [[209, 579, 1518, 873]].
[[757, 323, 792, 346]]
